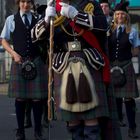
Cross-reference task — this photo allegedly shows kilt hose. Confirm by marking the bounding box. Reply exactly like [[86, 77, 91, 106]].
[[111, 61, 139, 98], [54, 66, 122, 140], [8, 57, 48, 99]]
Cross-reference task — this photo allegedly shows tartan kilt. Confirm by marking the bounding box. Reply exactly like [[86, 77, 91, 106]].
[[111, 61, 139, 98], [53, 53, 122, 140], [54, 72, 122, 140], [98, 84, 122, 140], [54, 66, 110, 121], [8, 57, 48, 99]]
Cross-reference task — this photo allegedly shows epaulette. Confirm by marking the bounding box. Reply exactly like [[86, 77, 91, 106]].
[[75, 2, 94, 30], [75, 11, 93, 29]]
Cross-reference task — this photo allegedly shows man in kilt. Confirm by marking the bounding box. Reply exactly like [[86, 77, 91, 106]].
[[108, 1, 139, 139], [1, 0, 48, 140], [31, 0, 122, 139]]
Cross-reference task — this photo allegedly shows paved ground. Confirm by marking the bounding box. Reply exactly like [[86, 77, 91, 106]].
[[0, 81, 140, 140]]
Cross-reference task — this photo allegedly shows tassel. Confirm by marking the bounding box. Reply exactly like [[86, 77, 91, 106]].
[[78, 71, 92, 103], [66, 71, 77, 104]]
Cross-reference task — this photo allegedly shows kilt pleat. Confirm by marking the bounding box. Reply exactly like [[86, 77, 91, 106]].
[[111, 61, 139, 98], [8, 57, 48, 99]]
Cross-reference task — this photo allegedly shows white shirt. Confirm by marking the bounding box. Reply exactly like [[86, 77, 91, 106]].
[[116, 24, 140, 48], [1, 11, 32, 41]]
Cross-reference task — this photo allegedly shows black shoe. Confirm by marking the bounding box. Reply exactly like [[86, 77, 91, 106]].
[[24, 121, 32, 128], [15, 129, 25, 140], [128, 128, 139, 139], [119, 121, 126, 127], [34, 130, 46, 140]]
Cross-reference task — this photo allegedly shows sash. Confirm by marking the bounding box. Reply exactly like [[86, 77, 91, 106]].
[[70, 22, 110, 84]]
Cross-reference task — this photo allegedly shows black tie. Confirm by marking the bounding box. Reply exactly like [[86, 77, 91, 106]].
[[23, 14, 30, 28], [118, 26, 122, 40]]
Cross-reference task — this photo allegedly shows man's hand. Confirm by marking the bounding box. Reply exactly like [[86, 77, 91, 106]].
[[11, 50, 22, 64], [45, 0, 56, 23], [59, 2, 78, 19]]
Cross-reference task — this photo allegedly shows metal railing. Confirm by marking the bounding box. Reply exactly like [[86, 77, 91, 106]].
[[0, 50, 139, 83], [0, 51, 12, 83]]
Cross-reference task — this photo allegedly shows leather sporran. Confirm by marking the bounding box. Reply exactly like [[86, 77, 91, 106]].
[[21, 60, 37, 80], [110, 66, 126, 87]]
